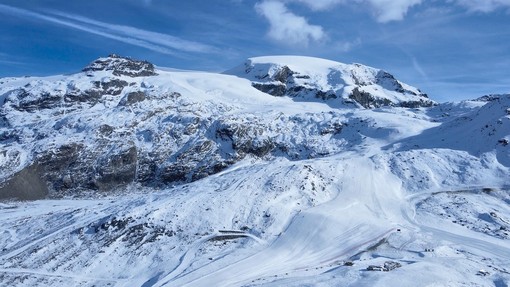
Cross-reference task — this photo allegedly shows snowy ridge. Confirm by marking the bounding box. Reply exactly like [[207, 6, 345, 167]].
[[0, 55, 510, 286]]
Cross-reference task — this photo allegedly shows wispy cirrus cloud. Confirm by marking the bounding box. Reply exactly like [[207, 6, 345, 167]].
[[48, 11, 216, 54], [0, 4, 217, 56], [0, 53, 26, 66], [255, 0, 325, 46]]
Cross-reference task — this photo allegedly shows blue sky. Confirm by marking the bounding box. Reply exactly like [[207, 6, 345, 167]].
[[0, 0, 509, 102]]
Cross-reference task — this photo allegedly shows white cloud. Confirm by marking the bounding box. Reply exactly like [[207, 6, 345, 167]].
[[255, 1, 325, 46], [365, 0, 422, 22], [290, 0, 510, 22], [452, 0, 510, 12], [285, 0, 421, 22]]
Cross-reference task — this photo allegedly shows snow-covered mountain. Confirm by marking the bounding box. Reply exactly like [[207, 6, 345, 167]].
[[0, 55, 509, 287], [225, 56, 435, 108], [0, 54, 436, 199]]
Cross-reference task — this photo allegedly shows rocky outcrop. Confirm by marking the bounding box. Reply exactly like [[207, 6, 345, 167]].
[[0, 163, 48, 200], [118, 91, 146, 106], [349, 87, 392, 109]]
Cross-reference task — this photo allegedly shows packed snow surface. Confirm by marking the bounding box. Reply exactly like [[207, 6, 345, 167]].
[[0, 55, 509, 286]]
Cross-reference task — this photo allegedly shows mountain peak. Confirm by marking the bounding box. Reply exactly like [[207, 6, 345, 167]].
[[82, 54, 157, 77], [226, 56, 435, 109]]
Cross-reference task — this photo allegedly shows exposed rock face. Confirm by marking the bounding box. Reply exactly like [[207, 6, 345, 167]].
[[0, 163, 48, 200], [3, 78, 130, 115], [118, 91, 146, 106], [349, 87, 391, 108]]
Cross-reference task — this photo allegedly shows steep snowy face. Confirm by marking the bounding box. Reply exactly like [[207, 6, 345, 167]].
[[225, 56, 436, 109]]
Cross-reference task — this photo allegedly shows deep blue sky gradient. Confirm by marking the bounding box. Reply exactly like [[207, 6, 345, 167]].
[[0, 0, 509, 102]]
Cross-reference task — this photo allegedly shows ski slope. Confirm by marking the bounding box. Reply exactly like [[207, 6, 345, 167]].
[[1, 149, 508, 286]]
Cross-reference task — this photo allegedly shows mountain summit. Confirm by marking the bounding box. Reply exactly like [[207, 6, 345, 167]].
[[82, 54, 157, 77], [226, 56, 435, 108]]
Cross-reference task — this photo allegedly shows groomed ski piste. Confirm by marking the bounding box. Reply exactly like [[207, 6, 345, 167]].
[[1, 56, 509, 286]]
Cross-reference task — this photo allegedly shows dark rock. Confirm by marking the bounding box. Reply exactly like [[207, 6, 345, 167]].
[[38, 144, 83, 173], [11, 89, 62, 112], [273, 66, 293, 83], [97, 125, 115, 137], [314, 90, 337, 100], [375, 71, 405, 92], [92, 79, 129, 96], [235, 138, 275, 157], [320, 123, 343, 135], [63, 79, 128, 107], [349, 87, 392, 109], [0, 163, 48, 200], [399, 99, 436, 108], [36, 143, 85, 193], [367, 261, 402, 272], [252, 83, 286, 97], [215, 121, 275, 157], [160, 164, 188, 183], [118, 91, 146, 106], [136, 158, 157, 184], [94, 146, 137, 191], [0, 114, 9, 128], [0, 130, 19, 144]]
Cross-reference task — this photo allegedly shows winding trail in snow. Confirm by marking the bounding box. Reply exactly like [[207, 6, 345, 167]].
[[152, 231, 265, 287]]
